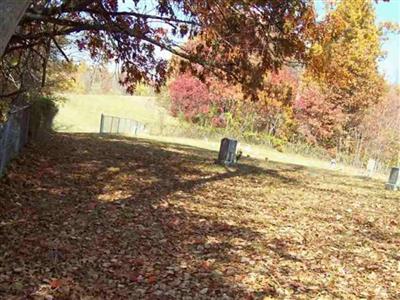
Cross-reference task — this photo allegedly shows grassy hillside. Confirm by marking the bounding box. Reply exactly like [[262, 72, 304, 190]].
[[53, 93, 385, 179], [54, 93, 179, 133]]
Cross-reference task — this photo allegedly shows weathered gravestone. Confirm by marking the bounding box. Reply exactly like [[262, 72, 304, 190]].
[[218, 138, 238, 165], [366, 159, 377, 177], [385, 167, 400, 191]]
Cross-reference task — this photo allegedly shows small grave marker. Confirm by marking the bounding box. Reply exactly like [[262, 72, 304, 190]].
[[366, 159, 376, 177], [330, 159, 337, 169], [385, 167, 400, 191], [218, 138, 238, 165]]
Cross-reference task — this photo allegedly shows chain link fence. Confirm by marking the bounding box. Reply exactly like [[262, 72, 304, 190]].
[[99, 114, 146, 136], [0, 105, 30, 176]]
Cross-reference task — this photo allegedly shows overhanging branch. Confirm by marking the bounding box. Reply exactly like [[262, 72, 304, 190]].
[[10, 13, 240, 82]]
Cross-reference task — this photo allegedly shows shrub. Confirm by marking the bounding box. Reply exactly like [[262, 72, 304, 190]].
[[30, 95, 61, 138]]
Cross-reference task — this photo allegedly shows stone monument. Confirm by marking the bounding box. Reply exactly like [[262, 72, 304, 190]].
[[218, 138, 238, 165], [385, 167, 400, 191]]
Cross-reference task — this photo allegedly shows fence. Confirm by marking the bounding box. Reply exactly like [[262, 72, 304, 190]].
[[99, 114, 146, 136], [0, 105, 30, 176]]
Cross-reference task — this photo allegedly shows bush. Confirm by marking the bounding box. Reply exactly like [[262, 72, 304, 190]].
[[30, 95, 61, 138]]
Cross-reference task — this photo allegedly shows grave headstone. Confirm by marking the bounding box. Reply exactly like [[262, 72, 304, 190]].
[[366, 159, 376, 177], [385, 167, 400, 191], [218, 138, 238, 165], [330, 159, 337, 169]]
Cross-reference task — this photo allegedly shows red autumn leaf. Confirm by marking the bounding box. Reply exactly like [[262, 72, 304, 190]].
[[50, 279, 62, 289], [171, 218, 180, 226], [128, 272, 141, 282], [200, 260, 211, 270], [147, 275, 157, 284]]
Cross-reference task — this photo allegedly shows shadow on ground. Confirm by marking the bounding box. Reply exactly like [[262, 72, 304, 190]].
[[0, 133, 399, 299], [0, 133, 297, 299]]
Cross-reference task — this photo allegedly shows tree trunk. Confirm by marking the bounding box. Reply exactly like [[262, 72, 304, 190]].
[[0, 0, 30, 57]]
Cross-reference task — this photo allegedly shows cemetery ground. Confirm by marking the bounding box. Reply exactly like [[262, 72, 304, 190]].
[[54, 93, 380, 178], [0, 133, 399, 299]]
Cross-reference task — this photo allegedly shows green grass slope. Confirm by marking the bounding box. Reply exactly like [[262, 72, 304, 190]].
[[53, 94, 387, 179], [54, 93, 178, 133]]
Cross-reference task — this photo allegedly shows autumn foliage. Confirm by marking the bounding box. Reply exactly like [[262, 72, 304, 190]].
[[166, 0, 397, 165], [169, 74, 213, 123], [2, 0, 316, 98], [307, 0, 386, 130], [169, 73, 241, 127], [0, 0, 396, 165], [294, 82, 344, 147], [360, 87, 400, 165]]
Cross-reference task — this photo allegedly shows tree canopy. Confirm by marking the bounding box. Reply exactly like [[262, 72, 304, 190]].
[[2, 0, 316, 96]]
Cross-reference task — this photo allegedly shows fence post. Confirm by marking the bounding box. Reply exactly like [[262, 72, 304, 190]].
[[110, 116, 114, 134], [0, 106, 30, 177], [0, 127, 4, 176], [23, 108, 30, 145], [0, 117, 12, 175], [99, 114, 145, 136], [14, 115, 21, 152], [100, 113, 104, 134]]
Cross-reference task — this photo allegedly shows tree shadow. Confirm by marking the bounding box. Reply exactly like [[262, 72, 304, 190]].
[[0, 133, 300, 299]]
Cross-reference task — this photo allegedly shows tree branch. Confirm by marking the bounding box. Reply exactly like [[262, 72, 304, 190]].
[[12, 13, 240, 82], [0, 89, 26, 99], [51, 37, 70, 62]]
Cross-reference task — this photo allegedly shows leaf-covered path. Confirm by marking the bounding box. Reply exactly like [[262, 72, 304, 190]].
[[1, 133, 399, 299]]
